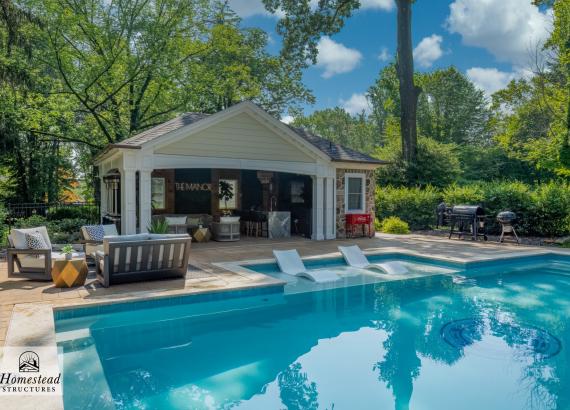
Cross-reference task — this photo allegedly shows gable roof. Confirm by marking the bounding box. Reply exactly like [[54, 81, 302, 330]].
[[287, 126, 385, 164], [106, 102, 386, 165]]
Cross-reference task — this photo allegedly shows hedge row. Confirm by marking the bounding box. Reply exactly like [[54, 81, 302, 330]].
[[11, 215, 90, 243], [376, 181, 570, 237]]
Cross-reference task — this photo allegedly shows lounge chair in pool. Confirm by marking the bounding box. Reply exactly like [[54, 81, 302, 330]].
[[272, 250, 340, 283], [338, 245, 408, 275]]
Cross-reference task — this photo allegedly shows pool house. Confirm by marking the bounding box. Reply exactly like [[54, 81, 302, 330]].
[[94, 101, 385, 240]]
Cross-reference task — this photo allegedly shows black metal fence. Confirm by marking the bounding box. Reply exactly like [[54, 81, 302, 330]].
[[5, 202, 100, 226]]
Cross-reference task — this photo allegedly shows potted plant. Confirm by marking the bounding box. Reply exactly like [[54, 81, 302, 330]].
[[148, 218, 169, 234], [61, 244, 74, 260]]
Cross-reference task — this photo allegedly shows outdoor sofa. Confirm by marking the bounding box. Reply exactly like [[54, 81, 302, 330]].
[[151, 214, 213, 234], [95, 233, 192, 287]]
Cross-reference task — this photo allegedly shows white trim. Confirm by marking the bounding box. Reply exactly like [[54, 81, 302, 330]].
[[333, 161, 383, 170], [344, 172, 366, 214], [312, 176, 325, 240], [324, 177, 335, 239], [152, 154, 334, 177]]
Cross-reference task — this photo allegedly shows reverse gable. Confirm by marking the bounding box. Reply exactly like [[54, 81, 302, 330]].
[[154, 111, 317, 163]]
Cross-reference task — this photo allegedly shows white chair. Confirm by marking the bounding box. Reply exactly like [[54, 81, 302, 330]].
[[338, 245, 408, 275], [80, 224, 118, 259], [272, 249, 340, 283], [7, 226, 83, 280]]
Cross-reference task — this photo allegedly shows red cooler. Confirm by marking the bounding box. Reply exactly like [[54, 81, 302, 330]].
[[346, 213, 373, 238]]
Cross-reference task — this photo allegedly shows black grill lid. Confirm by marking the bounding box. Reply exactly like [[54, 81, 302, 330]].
[[497, 211, 516, 223], [451, 205, 485, 216]]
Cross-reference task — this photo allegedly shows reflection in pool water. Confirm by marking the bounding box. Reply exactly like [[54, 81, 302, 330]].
[[56, 259, 570, 410], [441, 318, 562, 359]]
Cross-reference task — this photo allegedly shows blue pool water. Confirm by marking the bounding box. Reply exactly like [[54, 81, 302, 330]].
[[55, 254, 570, 409]]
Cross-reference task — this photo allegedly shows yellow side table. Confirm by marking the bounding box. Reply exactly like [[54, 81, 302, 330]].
[[51, 258, 89, 288], [193, 227, 211, 243]]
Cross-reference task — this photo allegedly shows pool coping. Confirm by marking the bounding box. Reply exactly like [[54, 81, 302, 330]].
[[1, 303, 64, 410], [213, 246, 568, 277]]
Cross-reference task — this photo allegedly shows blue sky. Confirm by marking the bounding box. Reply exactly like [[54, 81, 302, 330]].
[[230, 0, 552, 119]]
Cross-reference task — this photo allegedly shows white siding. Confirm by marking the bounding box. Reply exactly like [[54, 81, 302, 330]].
[[154, 113, 315, 163]]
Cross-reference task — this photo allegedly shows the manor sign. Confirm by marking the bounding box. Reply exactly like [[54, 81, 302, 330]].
[[175, 182, 212, 192]]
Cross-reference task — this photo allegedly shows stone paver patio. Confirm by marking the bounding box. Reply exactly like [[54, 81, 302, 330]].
[[0, 233, 565, 346]]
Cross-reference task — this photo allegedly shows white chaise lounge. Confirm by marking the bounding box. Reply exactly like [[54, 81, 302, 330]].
[[273, 250, 340, 283], [338, 245, 408, 275]]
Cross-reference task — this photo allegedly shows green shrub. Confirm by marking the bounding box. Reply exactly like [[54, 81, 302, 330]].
[[442, 183, 484, 205], [379, 216, 410, 234], [49, 218, 90, 243], [376, 137, 462, 188], [13, 215, 48, 229], [376, 185, 441, 230], [479, 181, 534, 234], [530, 182, 570, 236], [376, 180, 570, 237], [0, 203, 7, 246], [374, 218, 382, 232], [47, 206, 98, 221], [12, 215, 88, 243]]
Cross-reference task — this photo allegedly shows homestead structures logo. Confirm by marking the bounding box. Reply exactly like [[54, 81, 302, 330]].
[[19, 351, 40, 372], [0, 347, 62, 395]]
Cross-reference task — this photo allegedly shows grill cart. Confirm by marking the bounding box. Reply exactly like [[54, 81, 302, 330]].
[[436, 202, 452, 228], [497, 211, 520, 244], [448, 205, 488, 241]]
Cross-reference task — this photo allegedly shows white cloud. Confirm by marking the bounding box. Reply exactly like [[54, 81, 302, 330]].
[[316, 37, 362, 78], [359, 0, 395, 11], [281, 115, 294, 124], [340, 93, 371, 115], [231, 0, 393, 19], [228, 0, 284, 18], [413, 34, 444, 68], [378, 47, 391, 62], [447, 0, 552, 67], [310, 0, 394, 11], [466, 67, 517, 96]]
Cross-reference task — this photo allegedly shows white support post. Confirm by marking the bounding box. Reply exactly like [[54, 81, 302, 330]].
[[121, 168, 137, 234], [324, 177, 335, 239], [139, 170, 152, 233], [99, 176, 107, 224], [312, 176, 325, 240]]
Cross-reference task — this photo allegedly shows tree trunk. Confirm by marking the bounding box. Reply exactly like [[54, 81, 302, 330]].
[[396, 0, 420, 163]]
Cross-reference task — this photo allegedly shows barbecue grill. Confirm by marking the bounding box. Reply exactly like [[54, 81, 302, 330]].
[[448, 205, 487, 241], [436, 202, 452, 228], [497, 211, 519, 244]]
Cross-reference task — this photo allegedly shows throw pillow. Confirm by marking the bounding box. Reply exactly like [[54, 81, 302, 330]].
[[186, 217, 201, 226], [165, 216, 187, 225], [84, 225, 105, 241], [25, 232, 49, 249]]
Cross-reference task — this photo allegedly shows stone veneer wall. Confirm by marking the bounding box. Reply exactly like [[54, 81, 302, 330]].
[[335, 168, 376, 238]]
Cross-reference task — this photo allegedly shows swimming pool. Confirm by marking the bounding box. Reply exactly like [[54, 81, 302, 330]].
[[55, 253, 570, 409]]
